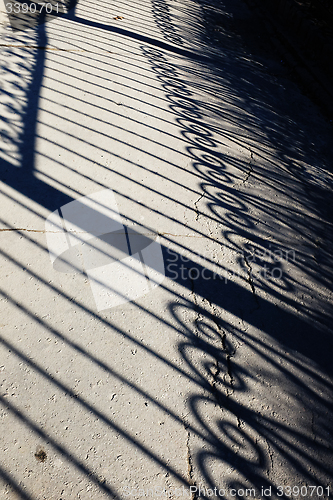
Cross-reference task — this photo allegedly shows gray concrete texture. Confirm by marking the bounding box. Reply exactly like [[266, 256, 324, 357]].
[[1, 0, 333, 498]]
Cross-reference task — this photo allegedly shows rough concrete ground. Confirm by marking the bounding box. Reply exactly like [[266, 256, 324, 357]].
[[1, 0, 333, 498]]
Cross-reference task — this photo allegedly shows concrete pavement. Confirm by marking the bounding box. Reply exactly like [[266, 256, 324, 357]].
[[1, 0, 333, 498]]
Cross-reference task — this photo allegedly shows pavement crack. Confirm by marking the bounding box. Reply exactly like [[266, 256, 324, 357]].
[[0, 228, 46, 232], [194, 193, 205, 221], [221, 330, 235, 397], [190, 278, 201, 338], [211, 358, 221, 392], [211, 320, 235, 399], [0, 228, 88, 233], [311, 411, 317, 442], [265, 438, 274, 478], [243, 150, 254, 183], [243, 253, 260, 307], [185, 423, 197, 499], [157, 232, 206, 238]]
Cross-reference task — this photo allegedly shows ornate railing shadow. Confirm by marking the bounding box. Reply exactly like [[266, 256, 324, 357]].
[[167, 258, 333, 496]]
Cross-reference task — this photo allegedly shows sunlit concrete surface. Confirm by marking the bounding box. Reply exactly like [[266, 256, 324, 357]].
[[1, 0, 333, 498]]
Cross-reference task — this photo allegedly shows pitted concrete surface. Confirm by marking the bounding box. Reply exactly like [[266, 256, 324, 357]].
[[1, 0, 333, 499]]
